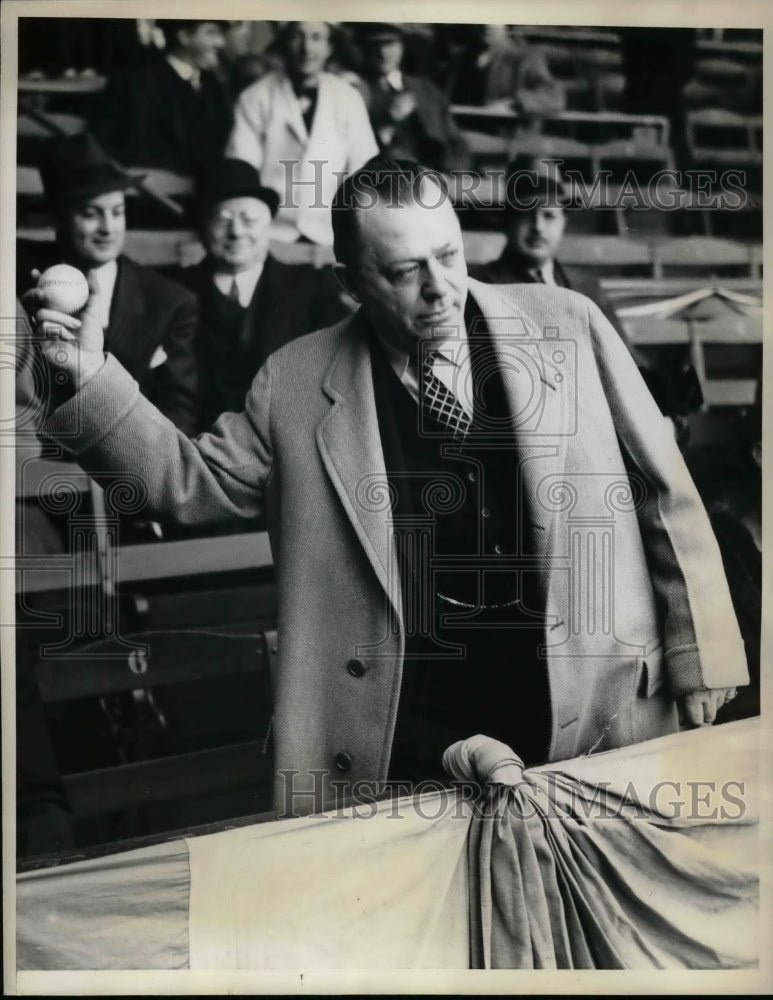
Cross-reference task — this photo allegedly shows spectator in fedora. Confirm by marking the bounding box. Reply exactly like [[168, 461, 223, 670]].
[[17, 133, 201, 434], [355, 23, 470, 174], [226, 21, 378, 245], [471, 155, 703, 424], [470, 155, 613, 299], [90, 19, 233, 176], [171, 158, 353, 428]]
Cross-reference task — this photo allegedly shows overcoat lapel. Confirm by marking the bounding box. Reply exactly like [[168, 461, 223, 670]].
[[466, 279, 570, 606], [317, 313, 403, 627]]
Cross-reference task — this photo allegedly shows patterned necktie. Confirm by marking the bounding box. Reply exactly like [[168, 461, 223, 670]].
[[228, 277, 241, 303], [419, 349, 472, 441]]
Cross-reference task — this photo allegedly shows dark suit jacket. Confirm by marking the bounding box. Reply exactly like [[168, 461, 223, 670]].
[[17, 243, 201, 434], [470, 252, 624, 338], [171, 254, 353, 428], [469, 251, 702, 418], [89, 54, 233, 175], [358, 74, 470, 173]]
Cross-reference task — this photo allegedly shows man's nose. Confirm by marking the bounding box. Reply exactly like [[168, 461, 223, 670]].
[[422, 259, 446, 299], [227, 217, 248, 237]]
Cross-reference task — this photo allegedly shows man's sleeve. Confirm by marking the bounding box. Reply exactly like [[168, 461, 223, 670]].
[[41, 353, 274, 527], [225, 86, 266, 168], [583, 297, 749, 697]]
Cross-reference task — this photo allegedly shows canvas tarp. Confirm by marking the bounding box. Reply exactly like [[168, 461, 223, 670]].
[[17, 718, 759, 970]]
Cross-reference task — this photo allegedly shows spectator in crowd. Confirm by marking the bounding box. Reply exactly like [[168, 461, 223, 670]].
[[173, 159, 353, 427], [470, 156, 626, 325], [446, 24, 565, 113], [470, 155, 702, 423], [18, 134, 201, 435], [89, 19, 233, 176], [226, 21, 378, 245], [355, 23, 470, 174]]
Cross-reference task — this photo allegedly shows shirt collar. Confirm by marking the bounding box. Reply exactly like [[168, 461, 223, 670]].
[[167, 53, 200, 85], [383, 69, 404, 91], [212, 259, 266, 306]]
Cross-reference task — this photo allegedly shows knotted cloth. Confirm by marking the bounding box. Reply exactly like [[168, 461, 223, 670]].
[[443, 722, 758, 969]]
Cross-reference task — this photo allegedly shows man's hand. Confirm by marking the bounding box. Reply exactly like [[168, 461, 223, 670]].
[[21, 269, 106, 391], [679, 687, 737, 727]]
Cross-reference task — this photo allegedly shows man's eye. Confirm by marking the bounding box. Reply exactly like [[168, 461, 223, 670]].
[[391, 266, 418, 282], [439, 249, 457, 265]]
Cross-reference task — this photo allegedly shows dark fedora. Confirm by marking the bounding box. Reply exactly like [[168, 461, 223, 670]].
[[39, 133, 143, 207], [504, 154, 573, 211], [196, 158, 279, 218]]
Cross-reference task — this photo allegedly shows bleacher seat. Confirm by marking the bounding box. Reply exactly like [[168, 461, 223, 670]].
[[685, 108, 762, 165], [651, 236, 761, 279], [560, 234, 652, 273], [591, 133, 676, 185], [17, 112, 86, 139], [35, 628, 276, 829]]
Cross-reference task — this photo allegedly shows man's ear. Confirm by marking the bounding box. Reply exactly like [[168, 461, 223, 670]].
[[333, 263, 360, 303]]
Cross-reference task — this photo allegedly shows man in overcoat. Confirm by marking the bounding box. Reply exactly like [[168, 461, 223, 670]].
[[26, 158, 747, 815]]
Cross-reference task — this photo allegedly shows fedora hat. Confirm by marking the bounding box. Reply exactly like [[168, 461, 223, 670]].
[[39, 133, 143, 207], [196, 158, 279, 218], [505, 154, 573, 210]]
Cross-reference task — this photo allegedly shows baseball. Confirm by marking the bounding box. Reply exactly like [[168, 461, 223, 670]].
[[37, 264, 90, 315]]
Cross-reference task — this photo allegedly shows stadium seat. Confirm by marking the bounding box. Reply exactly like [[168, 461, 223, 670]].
[[651, 236, 760, 279], [591, 133, 676, 186], [35, 627, 277, 829], [560, 234, 653, 273]]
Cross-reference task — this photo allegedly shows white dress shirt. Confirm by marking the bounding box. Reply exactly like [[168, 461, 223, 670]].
[[213, 261, 266, 308], [378, 328, 474, 419], [91, 259, 118, 330]]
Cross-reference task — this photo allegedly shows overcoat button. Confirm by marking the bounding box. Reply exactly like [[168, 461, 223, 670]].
[[335, 751, 353, 772], [347, 658, 367, 677]]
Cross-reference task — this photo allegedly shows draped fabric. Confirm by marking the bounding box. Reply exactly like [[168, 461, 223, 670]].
[[444, 718, 759, 969], [16, 840, 191, 970], [16, 720, 759, 971]]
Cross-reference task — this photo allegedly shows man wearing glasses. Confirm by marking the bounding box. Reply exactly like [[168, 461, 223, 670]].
[[175, 159, 353, 428]]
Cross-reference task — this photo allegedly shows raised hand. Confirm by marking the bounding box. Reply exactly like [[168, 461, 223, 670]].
[[21, 269, 106, 390]]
